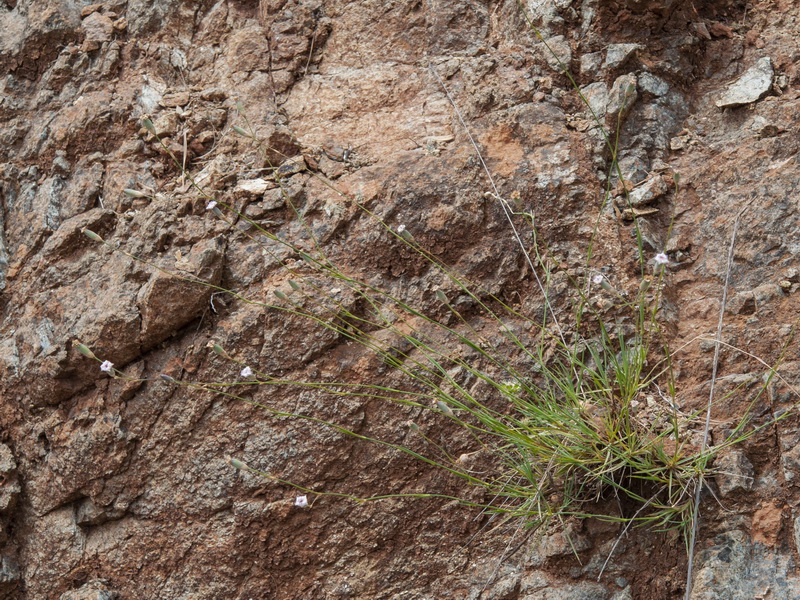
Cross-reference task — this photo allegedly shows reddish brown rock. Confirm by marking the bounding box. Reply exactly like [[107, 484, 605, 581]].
[[0, 0, 799, 599]]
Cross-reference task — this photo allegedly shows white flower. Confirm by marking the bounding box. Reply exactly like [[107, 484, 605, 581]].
[[100, 360, 114, 373], [654, 253, 669, 265], [396, 224, 406, 234], [240, 366, 253, 377], [592, 273, 614, 292], [206, 200, 218, 210], [294, 495, 309, 508]]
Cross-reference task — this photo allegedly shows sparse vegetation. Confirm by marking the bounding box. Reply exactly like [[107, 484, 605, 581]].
[[74, 6, 797, 598]]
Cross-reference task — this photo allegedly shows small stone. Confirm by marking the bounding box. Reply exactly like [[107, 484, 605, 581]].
[[580, 82, 609, 117], [709, 21, 734, 38], [200, 87, 228, 102], [670, 135, 689, 151], [539, 522, 591, 558], [160, 92, 191, 107], [624, 174, 669, 207], [259, 188, 286, 216], [604, 43, 642, 70], [580, 52, 603, 78], [189, 130, 215, 155], [235, 178, 274, 196], [137, 85, 162, 114], [81, 4, 104, 17], [606, 74, 638, 123], [275, 155, 307, 178], [716, 57, 774, 108], [638, 72, 670, 97], [53, 153, 71, 175], [692, 22, 712, 40], [80, 12, 114, 52], [319, 154, 347, 179], [541, 35, 572, 72], [151, 112, 180, 137]]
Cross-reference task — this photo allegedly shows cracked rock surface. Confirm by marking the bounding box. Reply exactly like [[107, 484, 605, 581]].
[[0, 0, 799, 598]]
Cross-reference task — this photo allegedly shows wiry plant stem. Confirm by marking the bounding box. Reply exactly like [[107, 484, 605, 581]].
[[684, 204, 749, 599]]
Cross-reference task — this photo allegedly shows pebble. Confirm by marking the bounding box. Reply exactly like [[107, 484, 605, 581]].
[[604, 43, 642, 70], [580, 82, 609, 116], [542, 35, 572, 72], [625, 174, 668, 207], [716, 57, 774, 108], [235, 178, 273, 196], [580, 52, 603, 78], [606, 74, 638, 122], [638, 72, 670, 97], [275, 155, 307, 178]]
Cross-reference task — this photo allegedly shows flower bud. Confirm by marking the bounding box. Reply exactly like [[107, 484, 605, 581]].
[[435, 290, 448, 304], [123, 189, 149, 198], [159, 374, 176, 383], [74, 342, 96, 359], [274, 289, 287, 301], [232, 125, 248, 136], [228, 457, 248, 470], [82, 229, 104, 242], [288, 280, 300, 291], [436, 400, 454, 417], [141, 118, 155, 133]]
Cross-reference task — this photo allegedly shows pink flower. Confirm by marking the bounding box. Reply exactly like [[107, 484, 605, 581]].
[[100, 360, 114, 373], [206, 200, 218, 210], [654, 253, 669, 265], [295, 495, 309, 508], [240, 366, 253, 377], [592, 273, 613, 292]]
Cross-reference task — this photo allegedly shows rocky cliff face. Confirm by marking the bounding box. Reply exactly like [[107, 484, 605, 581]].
[[1, 0, 799, 598]]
